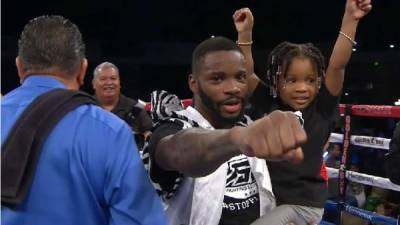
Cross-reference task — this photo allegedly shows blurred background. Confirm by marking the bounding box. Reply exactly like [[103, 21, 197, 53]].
[[2, 0, 399, 104]]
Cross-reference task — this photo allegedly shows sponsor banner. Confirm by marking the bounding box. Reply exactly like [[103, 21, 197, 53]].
[[329, 133, 390, 150]]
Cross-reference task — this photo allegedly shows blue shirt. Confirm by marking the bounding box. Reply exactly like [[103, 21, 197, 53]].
[[1, 76, 166, 225]]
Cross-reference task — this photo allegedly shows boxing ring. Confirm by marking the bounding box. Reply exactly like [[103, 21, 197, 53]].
[[144, 101, 400, 225], [321, 104, 400, 225]]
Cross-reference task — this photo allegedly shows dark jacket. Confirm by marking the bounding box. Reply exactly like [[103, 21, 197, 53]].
[[96, 94, 153, 148], [111, 94, 152, 134], [385, 121, 400, 185]]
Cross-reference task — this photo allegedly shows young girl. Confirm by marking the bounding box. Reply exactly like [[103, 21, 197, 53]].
[[233, 1, 372, 224]]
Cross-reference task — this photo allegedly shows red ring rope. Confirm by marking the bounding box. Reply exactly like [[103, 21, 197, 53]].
[[339, 104, 400, 118], [145, 100, 400, 118]]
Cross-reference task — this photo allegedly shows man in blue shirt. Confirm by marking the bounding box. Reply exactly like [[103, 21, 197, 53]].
[[1, 15, 166, 225]]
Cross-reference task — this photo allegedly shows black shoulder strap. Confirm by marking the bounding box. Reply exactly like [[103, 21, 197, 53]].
[[1, 88, 97, 206]]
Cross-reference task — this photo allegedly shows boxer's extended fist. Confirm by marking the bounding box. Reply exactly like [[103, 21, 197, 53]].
[[231, 110, 306, 163]]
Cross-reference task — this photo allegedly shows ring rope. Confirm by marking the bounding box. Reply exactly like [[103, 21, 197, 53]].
[[339, 104, 400, 118], [327, 167, 400, 192], [325, 200, 398, 225], [144, 101, 400, 118], [329, 133, 391, 150]]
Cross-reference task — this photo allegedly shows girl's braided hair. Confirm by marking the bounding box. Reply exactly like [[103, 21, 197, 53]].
[[265, 41, 326, 97]]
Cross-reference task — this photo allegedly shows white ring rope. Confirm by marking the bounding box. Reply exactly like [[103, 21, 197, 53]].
[[327, 167, 400, 192], [329, 133, 391, 150]]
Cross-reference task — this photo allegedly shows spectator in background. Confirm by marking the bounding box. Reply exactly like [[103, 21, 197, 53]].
[[325, 143, 342, 200], [325, 144, 365, 207], [346, 153, 366, 208], [325, 143, 342, 170], [323, 143, 342, 224], [92, 62, 152, 148]]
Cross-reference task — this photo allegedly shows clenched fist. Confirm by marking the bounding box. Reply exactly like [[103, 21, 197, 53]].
[[231, 110, 306, 163], [233, 7, 254, 34]]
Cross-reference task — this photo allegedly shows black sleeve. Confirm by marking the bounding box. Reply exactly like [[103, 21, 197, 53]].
[[136, 108, 153, 132], [316, 83, 341, 120], [385, 122, 400, 185], [147, 121, 184, 199], [247, 81, 273, 120]]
